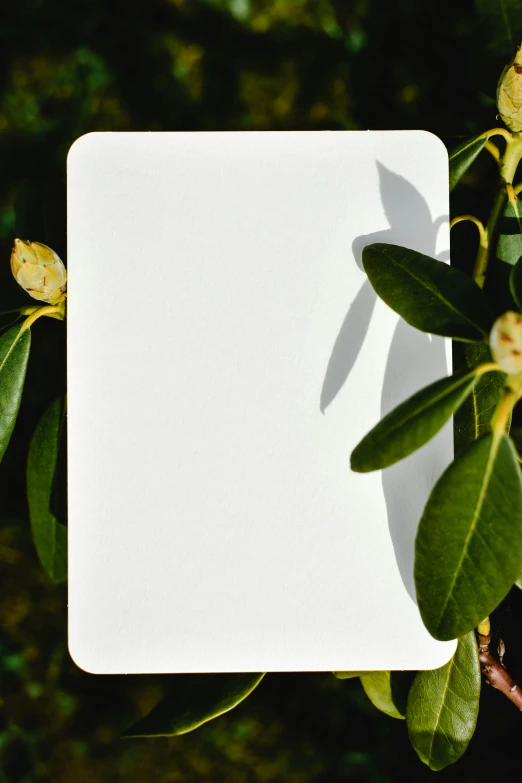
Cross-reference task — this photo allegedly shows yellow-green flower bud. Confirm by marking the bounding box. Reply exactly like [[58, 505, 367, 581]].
[[10, 239, 67, 305], [490, 311, 522, 374], [497, 45, 522, 132]]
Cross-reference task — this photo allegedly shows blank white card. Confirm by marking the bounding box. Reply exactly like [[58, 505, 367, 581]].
[[67, 131, 457, 674]]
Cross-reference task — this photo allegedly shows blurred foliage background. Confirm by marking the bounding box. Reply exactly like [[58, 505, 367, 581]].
[[2, 0, 522, 780]]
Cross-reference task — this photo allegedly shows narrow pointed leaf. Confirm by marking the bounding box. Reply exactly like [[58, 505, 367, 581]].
[[448, 135, 487, 191], [362, 244, 492, 341], [0, 324, 31, 462], [406, 633, 480, 770], [123, 673, 265, 738], [415, 433, 522, 640], [510, 255, 522, 310], [27, 397, 67, 582], [453, 343, 505, 457], [351, 370, 480, 473], [360, 672, 404, 720]]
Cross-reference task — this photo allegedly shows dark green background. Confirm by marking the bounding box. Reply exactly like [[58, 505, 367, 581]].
[[2, 0, 522, 780]]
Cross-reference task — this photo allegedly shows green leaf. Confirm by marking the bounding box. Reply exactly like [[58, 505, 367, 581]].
[[0, 324, 31, 463], [453, 343, 505, 457], [415, 432, 522, 640], [122, 673, 265, 738], [448, 135, 487, 192], [360, 672, 404, 720], [510, 255, 522, 310], [351, 370, 481, 473], [332, 671, 366, 680], [27, 397, 67, 582], [362, 244, 493, 341], [516, 575, 522, 590], [497, 196, 522, 268], [406, 633, 480, 771]]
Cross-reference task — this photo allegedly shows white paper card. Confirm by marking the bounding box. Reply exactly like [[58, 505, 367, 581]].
[[67, 131, 457, 673]]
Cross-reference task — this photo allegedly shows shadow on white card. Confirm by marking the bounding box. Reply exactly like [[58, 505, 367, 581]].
[[67, 131, 457, 673], [321, 162, 450, 601]]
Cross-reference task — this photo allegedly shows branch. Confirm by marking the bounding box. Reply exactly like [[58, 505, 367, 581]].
[[477, 627, 522, 710]]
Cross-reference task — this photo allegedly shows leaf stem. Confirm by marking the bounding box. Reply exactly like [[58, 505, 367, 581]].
[[491, 387, 518, 439], [485, 141, 501, 163], [472, 362, 501, 377], [20, 304, 65, 332], [0, 306, 39, 318], [478, 128, 513, 144], [450, 215, 486, 241], [477, 625, 522, 711], [472, 133, 522, 288]]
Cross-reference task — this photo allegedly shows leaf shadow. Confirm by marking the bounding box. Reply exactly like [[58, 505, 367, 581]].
[[321, 161, 450, 601], [320, 162, 446, 414]]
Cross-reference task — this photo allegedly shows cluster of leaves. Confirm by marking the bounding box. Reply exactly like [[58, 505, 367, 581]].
[[6, 5, 522, 778], [1, 335, 66, 576], [1, 131, 516, 775], [339, 96, 522, 769]]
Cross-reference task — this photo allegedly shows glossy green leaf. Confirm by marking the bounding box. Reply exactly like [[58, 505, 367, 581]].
[[406, 633, 480, 770], [360, 672, 404, 720], [0, 324, 31, 463], [123, 673, 265, 738], [516, 575, 522, 590], [497, 196, 522, 268], [453, 343, 505, 457], [415, 432, 522, 640], [448, 135, 487, 192], [351, 370, 480, 473], [27, 397, 67, 582], [510, 255, 522, 310], [362, 244, 492, 341]]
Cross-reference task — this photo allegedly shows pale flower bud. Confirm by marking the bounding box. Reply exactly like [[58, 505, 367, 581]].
[[490, 311, 522, 375], [10, 239, 67, 305], [497, 45, 522, 132]]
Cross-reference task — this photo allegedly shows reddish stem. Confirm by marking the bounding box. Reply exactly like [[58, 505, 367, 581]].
[[478, 632, 522, 710]]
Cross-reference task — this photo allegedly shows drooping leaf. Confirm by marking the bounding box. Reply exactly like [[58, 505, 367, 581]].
[[360, 672, 404, 720], [332, 671, 366, 680], [122, 673, 265, 738], [448, 135, 488, 192], [362, 244, 493, 341], [415, 432, 522, 640], [510, 255, 522, 310], [351, 370, 482, 472], [27, 397, 67, 582], [0, 324, 31, 462], [453, 342, 505, 457], [406, 633, 480, 771]]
